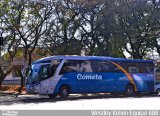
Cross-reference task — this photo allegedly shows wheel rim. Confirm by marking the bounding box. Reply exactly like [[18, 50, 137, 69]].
[[127, 88, 133, 95], [60, 87, 69, 98], [62, 89, 68, 97], [126, 85, 134, 96]]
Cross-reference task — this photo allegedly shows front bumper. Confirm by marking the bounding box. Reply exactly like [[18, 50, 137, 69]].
[[26, 85, 37, 94]]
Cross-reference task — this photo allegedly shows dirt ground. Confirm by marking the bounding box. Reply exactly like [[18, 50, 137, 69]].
[[0, 85, 26, 93]]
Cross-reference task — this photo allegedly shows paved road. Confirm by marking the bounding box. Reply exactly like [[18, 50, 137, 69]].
[[0, 93, 160, 110]]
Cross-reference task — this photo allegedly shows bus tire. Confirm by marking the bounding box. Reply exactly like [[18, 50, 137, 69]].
[[48, 94, 57, 99], [156, 89, 160, 94], [124, 84, 135, 96], [59, 86, 70, 99], [111, 92, 119, 97]]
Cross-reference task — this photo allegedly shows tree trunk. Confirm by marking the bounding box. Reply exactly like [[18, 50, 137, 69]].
[[17, 70, 24, 94], [0, 76, 4, 89], [28, 52, 32, 66]]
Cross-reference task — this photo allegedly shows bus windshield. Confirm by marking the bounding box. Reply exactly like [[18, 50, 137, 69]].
[[26, 62, 59, 84], [26, 64, 41, 84]]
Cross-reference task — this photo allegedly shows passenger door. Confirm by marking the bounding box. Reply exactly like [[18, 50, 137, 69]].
[[39, 64, 51, 94]]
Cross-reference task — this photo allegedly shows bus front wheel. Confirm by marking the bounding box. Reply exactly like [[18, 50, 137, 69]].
[[59, 86, 70, 99], [124, 85, 135, 96]]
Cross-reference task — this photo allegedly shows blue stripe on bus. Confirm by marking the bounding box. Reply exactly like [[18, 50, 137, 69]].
[[53, 72, 154, 94]]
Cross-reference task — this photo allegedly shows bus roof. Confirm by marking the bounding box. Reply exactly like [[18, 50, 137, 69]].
[[33, 55, 154, 64]]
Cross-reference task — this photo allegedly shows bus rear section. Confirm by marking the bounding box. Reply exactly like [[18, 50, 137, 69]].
[[25, 56, 155, 98]]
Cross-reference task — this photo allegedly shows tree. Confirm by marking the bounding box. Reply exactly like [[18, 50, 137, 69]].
[[41, 0, 83, 55], [113, 0, 157, 59], [149, 0, 160, 58], [34, 0, 132, 57], [0, 0, 54, 90], [0, 0, 54, 65]]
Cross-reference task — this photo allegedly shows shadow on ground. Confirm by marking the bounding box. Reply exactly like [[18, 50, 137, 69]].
[[0, 93, 159, 105]]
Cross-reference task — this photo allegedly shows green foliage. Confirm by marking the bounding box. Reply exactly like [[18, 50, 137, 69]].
[[3, 49, 23, 60], [0, 0, 160, 61]]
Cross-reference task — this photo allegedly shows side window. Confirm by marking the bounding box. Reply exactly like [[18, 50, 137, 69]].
[[96, 61, 110, 72], [128, 67, 139, 73], [137, 62, 154, 73], [79, 60, 93, 72], [143, 62, 154, 73], [50, 60, 60, 77], [146, 67, 154, 73], [95, 60, 122, 73], [60, 60, 79, 74], [111, 61, 123, 73], [40, 65, 50, 80]]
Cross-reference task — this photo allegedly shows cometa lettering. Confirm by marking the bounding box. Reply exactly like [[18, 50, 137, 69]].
[[77, 74, 102, 80]]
